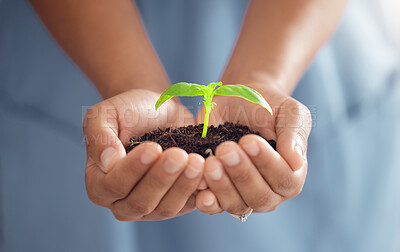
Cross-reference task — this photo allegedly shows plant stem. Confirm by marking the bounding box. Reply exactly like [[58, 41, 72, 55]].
[[202, 106, 211, 138], [201, 104, 211, 138]]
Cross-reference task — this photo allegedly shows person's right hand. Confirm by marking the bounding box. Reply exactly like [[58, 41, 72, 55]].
[[195, 83, 311, 216], [83, 89, 205, 221]]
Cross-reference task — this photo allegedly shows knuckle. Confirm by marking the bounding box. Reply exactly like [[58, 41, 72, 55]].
[[298, 103, 312, 120], [289, 99, 309, 117], [286, 100, 312, 135], [228, 168, 251, 185], [85, 171, 108, 206], [86, 193, 104, 207], [112, 212, 131, 222], [273, 172, 305, 198], [127, 200, 153, 216], [85, 189, 102, 206], [273, 174, 296, 196], [249, 193, 273, 211], [297, 104, 312, 136], [84, 171, 93, 194], [84, 163, 96, 188], [102, 178, 127, 199], [225, 203, 249, 215], [291, 184, 304, 198], [296, 127, 308, 145], [155, 208, 177, 219]]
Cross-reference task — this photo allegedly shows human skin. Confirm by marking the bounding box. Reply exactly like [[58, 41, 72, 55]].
[[30, 0, 347, 220]]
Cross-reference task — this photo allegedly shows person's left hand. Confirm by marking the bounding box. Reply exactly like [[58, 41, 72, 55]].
[[195, 83, 312, 216]]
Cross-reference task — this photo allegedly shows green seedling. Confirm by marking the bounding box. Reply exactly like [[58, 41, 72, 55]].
[[155, 82, 273, 138]]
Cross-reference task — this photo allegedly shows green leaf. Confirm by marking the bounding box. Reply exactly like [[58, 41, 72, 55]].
[[206, 82, 222, 91], [213, 85, 273, 115], [155, 82, 206, 110]]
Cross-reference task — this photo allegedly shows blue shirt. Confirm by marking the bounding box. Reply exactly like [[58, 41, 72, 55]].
[[1, 0, 399, 251]]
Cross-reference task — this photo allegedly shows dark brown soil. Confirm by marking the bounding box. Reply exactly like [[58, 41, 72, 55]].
[[126, 122, 276, 158]]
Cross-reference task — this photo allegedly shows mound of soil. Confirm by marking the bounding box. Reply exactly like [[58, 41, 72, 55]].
[[126, 122, 276, 158]]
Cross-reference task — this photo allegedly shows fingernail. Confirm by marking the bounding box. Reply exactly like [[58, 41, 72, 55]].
[[242, 141, 260, 157], [100, 147, 117, 173], [207, 165, 223, 181], [202, 197, 215, 207], [184, 164, 201, 179], [140, 150, 159, 165], [219, 150, 240, 166], [163, 157, 184, 174], [197, 178, 208, 190]]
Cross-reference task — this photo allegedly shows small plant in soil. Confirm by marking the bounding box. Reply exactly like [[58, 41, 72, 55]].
[[155, 82, 273, 138], [127, 82, 276, 158]]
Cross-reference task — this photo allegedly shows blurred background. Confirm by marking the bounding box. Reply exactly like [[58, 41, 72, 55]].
[[0, 0, 399, 251]]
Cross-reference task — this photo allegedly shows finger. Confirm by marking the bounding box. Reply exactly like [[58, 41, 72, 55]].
[[85, 142, 162, 206], [275, 98, 312, 171], [215, 141, 280, 212], [83, 102, 126, 173], [146, 153, 205, 220], [202, 156, 250, 215], [239, 134, 307, 198], [196, 189, 223, 215], [111, 148, 189, 219]]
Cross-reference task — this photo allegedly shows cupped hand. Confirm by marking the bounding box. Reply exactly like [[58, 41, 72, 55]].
[[195, 83, 312, 215], [83, 89, 205, 221]]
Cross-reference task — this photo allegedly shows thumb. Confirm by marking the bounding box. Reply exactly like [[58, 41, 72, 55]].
[[83, 103, 126, 173], [275, 98, 312, 171]]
